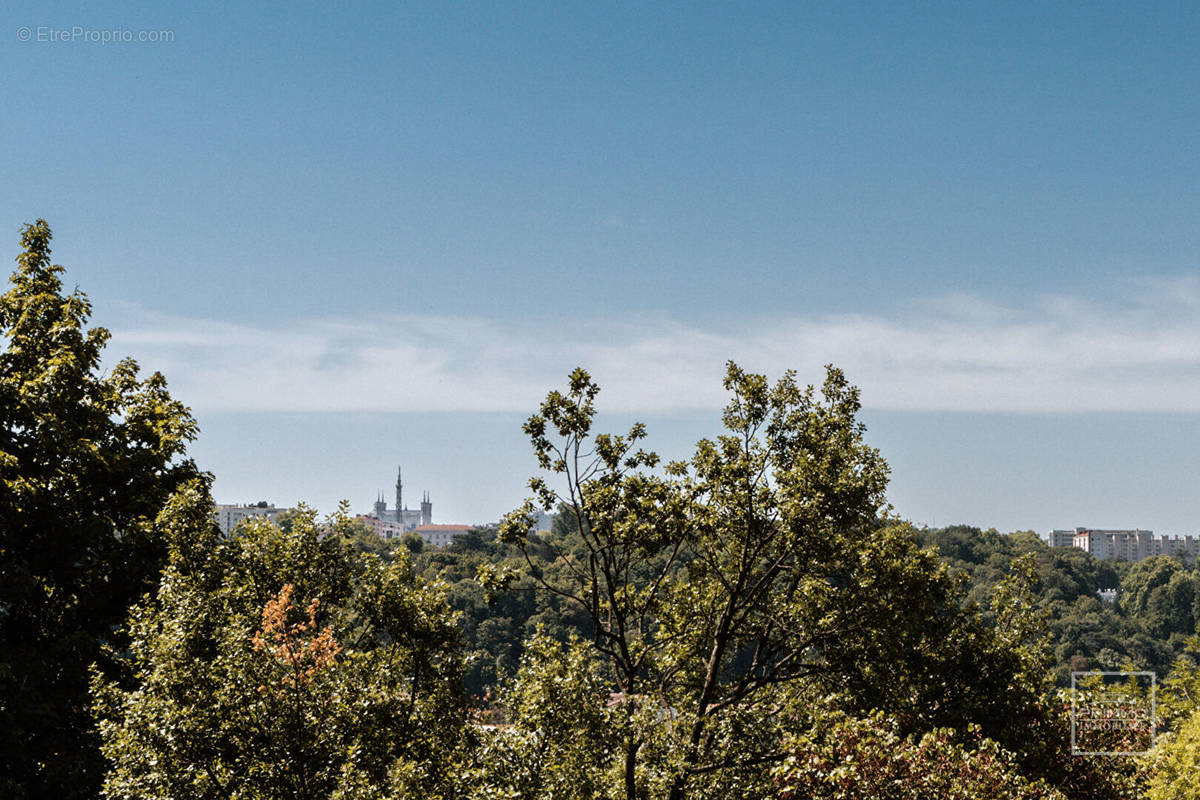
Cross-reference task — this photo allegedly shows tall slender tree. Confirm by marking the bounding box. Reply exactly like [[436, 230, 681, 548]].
[[0, 220, 200, 799]]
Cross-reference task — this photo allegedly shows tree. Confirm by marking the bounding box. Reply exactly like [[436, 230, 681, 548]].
[[1145, 708, 1200, 800], [773, 708, 1068, 800], [401, 530, 425, 554], [1120, 557, 1197, 640], [457, 632, 626, 800], [0, 220, 200, 799], [93, 488, 467, 799], [493, 364, 1062, 800]]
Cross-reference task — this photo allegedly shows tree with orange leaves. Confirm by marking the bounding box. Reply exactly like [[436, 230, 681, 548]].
[[252, 584, 342, 691], [93, 485, 467, 799]]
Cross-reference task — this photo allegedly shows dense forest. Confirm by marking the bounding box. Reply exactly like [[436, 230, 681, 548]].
[[4, 222, 1199, 799], [915, 526, 1200, 685], [389, 520, 1200, 699]]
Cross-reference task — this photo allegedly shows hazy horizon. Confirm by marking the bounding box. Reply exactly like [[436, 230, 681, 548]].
[[5, 1, 1198, 533]]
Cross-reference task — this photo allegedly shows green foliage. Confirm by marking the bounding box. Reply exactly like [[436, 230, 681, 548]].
[[774, 708, 1068, 800], [407, 520, 595, 696], [1120, 556, 1198, 640], [1136, 617, 1200, 798], [495, 364, 1091, 800], [93, 487, 467, 799], [457, 633, 625, 800], [0, 220, 200, 799], [1147, 646, 1200, 800], [1157, 634, 1200, 729], [915, 525, 1200, 684], [400, 530, 425, 554], [1146, 708, 1200, 799]]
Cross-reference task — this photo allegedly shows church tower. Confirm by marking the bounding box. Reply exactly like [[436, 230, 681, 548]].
[[373, 492, 386, 519], [395, 466, 403, 512], [420, 491, 432, 526]]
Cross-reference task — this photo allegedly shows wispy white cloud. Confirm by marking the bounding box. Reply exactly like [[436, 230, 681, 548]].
[[105, 287, 1200, 415]]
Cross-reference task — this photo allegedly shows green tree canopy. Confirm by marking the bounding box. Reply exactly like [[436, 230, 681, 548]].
[[0, 220, 200, 799], [94, 489, 467, 799], [1145, 708, 1200, 800], [491, 364, 1084, 800], [1120, 556, 1197, 640], [457, 632, 626, 800], [774, 709, 1068, 800]]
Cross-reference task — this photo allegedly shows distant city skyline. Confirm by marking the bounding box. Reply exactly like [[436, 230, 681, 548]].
[[3, 1, 1197, 533]]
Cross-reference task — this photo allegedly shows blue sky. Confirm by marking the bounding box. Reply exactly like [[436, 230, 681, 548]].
[[3, 1, 1199, 532]]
